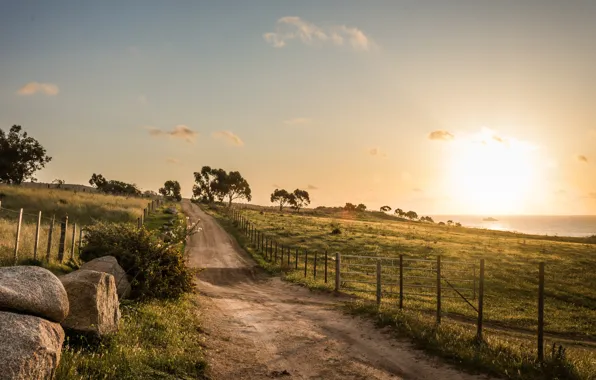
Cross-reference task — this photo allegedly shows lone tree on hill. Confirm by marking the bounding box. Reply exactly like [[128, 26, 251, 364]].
[[159, 180, 182, 201], [271, 189, 292, 211], [290, 189, 310, 212], [0, 125, 52, 184], [192, 166, 251, 206], [394, 208, 405, 218], [356, 203, 367, 212], [380, 205, 391, 212]]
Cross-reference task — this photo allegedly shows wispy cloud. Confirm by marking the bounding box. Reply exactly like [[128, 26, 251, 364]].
[[284, 117, 312, 125], [413, 188, 423, 193], [368, 148, 387, 158], [577, 155, 588, 163], [212, 131, 244, 146], [272, 184, 281, 188], [264, 17, 373, 51], [589, 192, 596, 199], [307, 184, 319, 190], [147, 125, 198, 143], [17, 82, 59, 96], [428, 130, 454, 141], [554, 189, 567, 196], [166, 157, 181, 165]]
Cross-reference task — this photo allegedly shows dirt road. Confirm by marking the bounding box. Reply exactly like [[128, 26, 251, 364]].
[[182, 201, 489, 380]]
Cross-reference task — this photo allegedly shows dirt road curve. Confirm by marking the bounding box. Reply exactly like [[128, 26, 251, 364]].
[[182, 201, 489, 380]]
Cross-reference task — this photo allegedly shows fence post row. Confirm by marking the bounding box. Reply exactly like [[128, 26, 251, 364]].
[[33, 211, 42, 261], [324, 250, 328, 284], [304, 250, 308, 278], [70, 223, 77, 259], [399, 254, 404, 309], [46, 216, 55, 261]]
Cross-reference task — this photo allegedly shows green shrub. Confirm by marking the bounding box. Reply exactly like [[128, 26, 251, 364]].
[[80, 222, 194, 300]]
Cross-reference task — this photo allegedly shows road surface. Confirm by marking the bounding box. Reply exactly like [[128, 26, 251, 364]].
[[182, 201, 489, 380]]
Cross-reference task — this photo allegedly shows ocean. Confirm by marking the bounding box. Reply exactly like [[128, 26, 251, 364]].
[[430, 215, 596, 238]]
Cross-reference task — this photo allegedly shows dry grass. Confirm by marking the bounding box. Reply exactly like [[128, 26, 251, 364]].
[[0, 185, 149, 266]]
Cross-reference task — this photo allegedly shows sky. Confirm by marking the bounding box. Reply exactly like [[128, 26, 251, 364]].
[[1, 0, 595, 215]]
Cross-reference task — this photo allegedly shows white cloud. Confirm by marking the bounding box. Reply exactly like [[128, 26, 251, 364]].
[[147, 124, 198, 143], [212, 130, 244, 146], [577, 155, 588, 163], [307, 184, 319, 190], [166, 157, 181, 165], [284, 117, 312, 125], [17, 82, 59, 96], [428, 130, 454, 141], [263, 17, 373, 51]]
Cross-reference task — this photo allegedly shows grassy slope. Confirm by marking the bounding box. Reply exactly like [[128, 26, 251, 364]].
[[55, 202, 207, 380], [0, 185, 149, 265], [207, 204, 596, 380]]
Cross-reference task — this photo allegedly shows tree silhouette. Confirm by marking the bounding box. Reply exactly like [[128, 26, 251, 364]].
[[344, 203, 357, 211], [0, 125, 52, 184], [356, 203, 367, 212], [394, 208, 405, 218], [380, 205, 391, 212], [290, 189, 310, 212], [192, 166, 217, 203], [208, 169, 252, 206], [89, 173, 140, 196], [270, 189, 292, 211], [447, 220, 454, 226], [159, 180, 182, 201], [405, 210, 418, 220]]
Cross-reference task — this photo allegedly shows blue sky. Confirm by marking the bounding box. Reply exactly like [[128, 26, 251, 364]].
[[1, 1, 596, 214]]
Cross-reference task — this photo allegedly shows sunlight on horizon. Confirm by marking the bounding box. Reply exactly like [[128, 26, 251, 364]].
[[447, 128, 543, 215]]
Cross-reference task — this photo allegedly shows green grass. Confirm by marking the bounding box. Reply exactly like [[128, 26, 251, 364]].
[[207, 204, 596, 379], [55, 296, 206, 380], [55, 201, 207, 379], [0, 185, 151, 266]]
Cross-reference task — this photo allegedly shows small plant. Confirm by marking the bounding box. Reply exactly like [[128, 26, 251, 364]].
[[331, 227, 341, 235]]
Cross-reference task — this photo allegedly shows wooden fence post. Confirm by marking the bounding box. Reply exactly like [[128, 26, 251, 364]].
[[138, 217, 142, 229], [70, 223, 77, 259], [295, 248, 298, 269], [436, 255, 441, 324], [335, 252, 341, 292], [33, 211, 42, 261], [304, 250, 308, 277], [275, 241, 278, 262], [13, 208, 23, 265], [143, 208, 147, 221], [324, 250, 328, 283], [314, 252, 318, 279], [78, 227, 84, 255], [46, 216, 55, 261], [376, 260, 382, 307], [477, 258, 485, 341], [287, 247, 290, 266], [538, 262, 545, 362], [280, 244, 284, 266], [58, 215, 68, 262], [399, 254, 404, 309]]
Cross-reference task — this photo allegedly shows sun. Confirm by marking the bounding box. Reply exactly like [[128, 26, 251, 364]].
[[446, 128, 539, 215]]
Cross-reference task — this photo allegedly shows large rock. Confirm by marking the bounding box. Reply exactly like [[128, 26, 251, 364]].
[[60, 270, 120, 336], [0, 266, 69, 323], [80, 256, 131, 299], [0, 311, 65, 380]]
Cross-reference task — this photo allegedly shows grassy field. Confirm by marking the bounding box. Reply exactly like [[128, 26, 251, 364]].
[[0, 185, 150, 266], [208, 204, 596, 379]]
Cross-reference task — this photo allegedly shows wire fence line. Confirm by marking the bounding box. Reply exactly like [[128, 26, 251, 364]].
[[0, 198, 164, 266], [226, 207, 561, 363]]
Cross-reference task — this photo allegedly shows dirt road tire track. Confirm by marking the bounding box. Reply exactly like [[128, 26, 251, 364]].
[[182, 201, 490, 380]]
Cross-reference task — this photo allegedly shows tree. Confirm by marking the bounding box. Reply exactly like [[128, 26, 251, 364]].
[[380, 206, 391, 212], [270, 189, 292, 211], [405, 210, 418, 220], [193, 167, 251, 206], [394, 208, 405, 218], [447, 219, 454, 226], [455, 222, 462, 227], [425, 216, 435, 223], [159, 180, 182, 201], [89, 173, 107, 189], [344, 203, 357, 211], [290, 189, 310, 212], [0, 125, 52, 184], [192, 166, 217, 203], [356, 203, 367, 212]]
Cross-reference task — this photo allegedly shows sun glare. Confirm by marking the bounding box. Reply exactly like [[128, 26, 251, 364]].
[[447, 128, 539, 215]]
